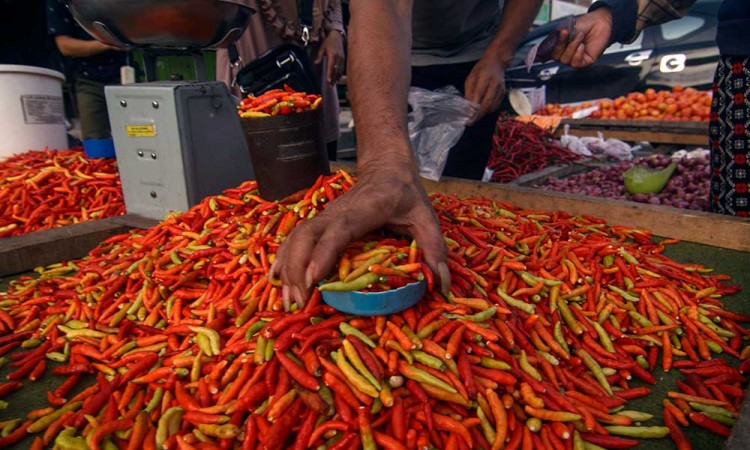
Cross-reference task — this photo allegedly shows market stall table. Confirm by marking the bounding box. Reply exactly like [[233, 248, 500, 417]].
[[0, 172, 748, 449]]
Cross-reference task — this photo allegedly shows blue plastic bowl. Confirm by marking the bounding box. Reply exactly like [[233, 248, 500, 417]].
[[321, 279, 427, 316]]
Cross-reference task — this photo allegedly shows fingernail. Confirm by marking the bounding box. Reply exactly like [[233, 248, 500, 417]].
[[282, 285, 291, 312], [294, 296, 305, 310], [269, 261, 277, 278], [305, 262, 316, 290], [437, 262, 451, 296]]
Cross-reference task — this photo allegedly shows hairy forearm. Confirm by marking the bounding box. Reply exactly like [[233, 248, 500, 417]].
[[484, 0, 544, 67], [54, 35, 111, 58], [348, 0, 415, 173]]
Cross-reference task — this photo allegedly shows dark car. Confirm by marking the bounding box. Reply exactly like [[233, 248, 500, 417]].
[[506, 0, 721, 106]]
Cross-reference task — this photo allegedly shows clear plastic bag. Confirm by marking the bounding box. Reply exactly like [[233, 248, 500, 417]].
[[407, 86, 478, 180]]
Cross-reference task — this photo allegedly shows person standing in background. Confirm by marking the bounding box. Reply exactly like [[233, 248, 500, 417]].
[[410, 0, 543, 180], [549, 0, 749, 217], [216, 0, 345, 161], [47, 0, 125, 144]]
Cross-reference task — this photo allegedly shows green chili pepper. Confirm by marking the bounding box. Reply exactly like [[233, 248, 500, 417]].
[[55, 427, 88, 450], [628, 311, 654, 328], [604, 426, 669, 439], [386, 340, 414, 364], [609, 285, 639, 302], [255, 337, 267, 365], [590, 320, 615, 353], [265, 338, 275, 362], [319, 272, 380, 292], [145, 387, 164, 413], [577, 349, 612, 395], [688, 402, 736, 418], [46, 351, 68, 362], [479, 357, 511, 371], [411, 350, 446, 372], [572, 430, 585, 450], [557, 299, 584, 335], [245, 319, 269, 341], [519, 350, 542, 381], [401, 326, 423, 349], [400, 363, 457, 394], [477, 406, 496, 444], [417, 320, 446, 339], [445, 306, 498, 323], [553, 321, 571, 356], [342, 340, 381, 390], [700, 411, 736, 427], [340, 323, 376, 348], [156, 407, 184, 448], [618, 248, 639, 264], [496, 287, 535, 315], [615, 410, 654, 422]]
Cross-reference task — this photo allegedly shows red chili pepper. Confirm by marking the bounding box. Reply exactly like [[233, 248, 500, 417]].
[[690, 412, 732, 437]]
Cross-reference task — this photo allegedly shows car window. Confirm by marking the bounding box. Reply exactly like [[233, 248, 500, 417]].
[[603, 32, 644, 54], [510, 36, 545, 68], [660, 16, 705, 40]]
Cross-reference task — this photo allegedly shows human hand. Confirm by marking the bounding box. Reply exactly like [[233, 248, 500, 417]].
[[550, 8, 613, 68], [270, 157, 450, 310], [464, 54, 506, 125], [315, 30, 345, 85]]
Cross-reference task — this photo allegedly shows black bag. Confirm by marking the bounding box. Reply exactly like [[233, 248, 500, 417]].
[[231, 0, 319, 96], [233, 43, 319, 96]]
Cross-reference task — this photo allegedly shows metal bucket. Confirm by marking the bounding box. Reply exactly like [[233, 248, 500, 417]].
[[241, 108, 330, 201]]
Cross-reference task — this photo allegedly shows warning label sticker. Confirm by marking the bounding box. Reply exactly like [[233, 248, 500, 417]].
[[21, 95, 64, 125], [125, 124, 157, 137]]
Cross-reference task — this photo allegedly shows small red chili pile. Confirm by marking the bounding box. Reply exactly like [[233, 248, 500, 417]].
[[486, 116, 580, 183], [238, 85, 322, 119], [0, 148, 124, 238], [0, 170, 747, 450], [319, 241, 429, 293]]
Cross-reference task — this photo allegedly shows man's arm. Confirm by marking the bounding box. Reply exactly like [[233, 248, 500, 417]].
[[465, 0, 544, 122], [552, 0, 698, 68], [54, 35, 114, 58], [271, 0, 449, 309]]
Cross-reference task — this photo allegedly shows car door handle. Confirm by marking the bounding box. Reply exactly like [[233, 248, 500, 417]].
[[538, 67, 559, 81], [625, 50, 653, 66]]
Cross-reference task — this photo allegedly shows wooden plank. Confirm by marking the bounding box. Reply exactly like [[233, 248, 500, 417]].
[[0, 215, 157, 277], [554, 127, 707, 146], [330, 161, 750, 252], [555, 118, 709, 145], [563, 118, 708, 133]]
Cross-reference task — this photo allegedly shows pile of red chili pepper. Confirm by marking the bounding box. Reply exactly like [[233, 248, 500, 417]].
[[486, 116, 580, 183], [0, 148, 124, 239], [238, 85, 322, 119], [0, 169, 748, 450]]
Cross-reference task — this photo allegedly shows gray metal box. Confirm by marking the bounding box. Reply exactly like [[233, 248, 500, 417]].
[[106, 81, 255, 220]]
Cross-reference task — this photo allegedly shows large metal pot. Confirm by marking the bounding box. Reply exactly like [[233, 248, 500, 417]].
[[65, 0, 254, 50]]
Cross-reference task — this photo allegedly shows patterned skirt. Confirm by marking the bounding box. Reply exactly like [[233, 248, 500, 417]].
[[710, 56, 750, 217]]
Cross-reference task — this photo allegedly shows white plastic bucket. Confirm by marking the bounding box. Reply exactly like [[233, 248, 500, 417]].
[[0, 65, 68, 157]]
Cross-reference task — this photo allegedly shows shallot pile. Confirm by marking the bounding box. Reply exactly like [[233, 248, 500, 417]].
[[539, 153, 711, 211]]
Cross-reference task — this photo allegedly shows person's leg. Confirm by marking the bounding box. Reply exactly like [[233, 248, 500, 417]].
[[411, 62, 502, 180], [75, 78, 112, 140], [709, 56, 750, 217]]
